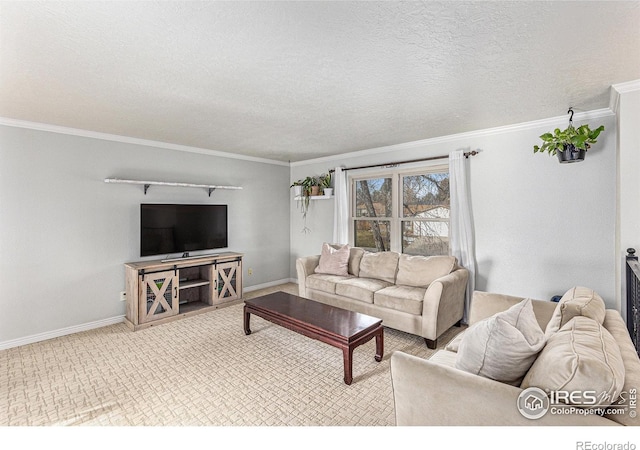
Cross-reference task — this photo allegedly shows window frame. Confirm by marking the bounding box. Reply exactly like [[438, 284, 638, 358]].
[[349, 163, 449, 255]]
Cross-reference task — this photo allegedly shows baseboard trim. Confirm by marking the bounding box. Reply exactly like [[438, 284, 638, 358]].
[[244, 278, 298, 293], [1, 279, 299, 351], [0, 315, 125, 351]]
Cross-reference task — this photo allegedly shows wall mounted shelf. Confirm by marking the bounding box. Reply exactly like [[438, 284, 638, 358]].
[[104, 178, 243, 196], [294, 195, 334, 200]]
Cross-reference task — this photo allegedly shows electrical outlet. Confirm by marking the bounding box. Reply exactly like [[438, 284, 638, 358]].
[[248, 268, 253, 275], [120, 291, 127, 302]]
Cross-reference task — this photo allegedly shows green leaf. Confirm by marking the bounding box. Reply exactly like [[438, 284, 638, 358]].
[[590, 125, 604, 139]]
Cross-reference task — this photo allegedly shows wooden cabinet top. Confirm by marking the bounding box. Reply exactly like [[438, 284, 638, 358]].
[[125, 252, 243, 271]]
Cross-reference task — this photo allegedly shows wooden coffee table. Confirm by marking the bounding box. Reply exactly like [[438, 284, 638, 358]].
[[243, 291, 384, 385]]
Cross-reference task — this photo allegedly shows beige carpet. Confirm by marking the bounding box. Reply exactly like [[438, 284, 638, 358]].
[[0, 283, 463, 426]]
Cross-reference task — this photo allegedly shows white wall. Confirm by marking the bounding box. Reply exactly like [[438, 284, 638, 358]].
[[0, 124, 290, 345], [290, 110, 618, 307], [615, 81, 640, 316]]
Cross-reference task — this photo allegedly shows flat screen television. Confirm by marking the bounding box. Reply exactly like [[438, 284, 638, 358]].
[[140, 204, 228, 257]]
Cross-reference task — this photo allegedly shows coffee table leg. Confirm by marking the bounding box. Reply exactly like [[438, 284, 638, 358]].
[[374, 328, 384, 362], [343, 346, 354, 385], [243, 305, 252, 335]]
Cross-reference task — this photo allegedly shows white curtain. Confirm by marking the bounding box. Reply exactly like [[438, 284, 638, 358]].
[[449, 149, 476, 323], [332, 166, 349, 244]]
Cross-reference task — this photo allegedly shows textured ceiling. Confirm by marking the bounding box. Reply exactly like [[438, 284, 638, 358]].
[[1, 1, 639, 163]]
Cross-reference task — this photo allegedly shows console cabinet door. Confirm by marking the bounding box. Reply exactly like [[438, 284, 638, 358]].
[[215, 261, 242, 303], [139, 270, 179, 323]]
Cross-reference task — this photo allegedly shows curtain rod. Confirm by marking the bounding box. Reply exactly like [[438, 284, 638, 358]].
[[328, 150, 478, 173]]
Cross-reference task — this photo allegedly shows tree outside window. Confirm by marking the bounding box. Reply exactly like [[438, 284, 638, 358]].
[[354, 178, 392, 252]]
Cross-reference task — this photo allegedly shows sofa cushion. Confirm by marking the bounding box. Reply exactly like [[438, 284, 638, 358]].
[[455, 298, 546, 385], [315, 243, 350, 276], [358, 251, 400, 284], [522, 316, 625, 408], [396, 254, 457, 288], [374, 285, 427, 315], [306, 273, 352, 294], [335, 278, 392, 304], [545, 286, 606, 337]]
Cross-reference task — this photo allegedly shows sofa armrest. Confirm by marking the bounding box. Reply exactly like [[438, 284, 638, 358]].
[[470, 291, 556, 329], [390, 351, 616, 426], [421, 268, 468, 341], [295, 255, 320, 297]]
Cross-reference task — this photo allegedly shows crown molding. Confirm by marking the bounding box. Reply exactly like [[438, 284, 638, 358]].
[[290, 108, 614, 168], [1, 106, 617, 170], [0, 117, 289, 167], [610, 79, 640, 114], [612, 79, 640, 94]]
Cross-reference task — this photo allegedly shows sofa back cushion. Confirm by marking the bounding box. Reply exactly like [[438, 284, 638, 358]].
[[522, 316, 625, 408], [455, 298, 546, 385], [544, 286, 606, 337], [395, 254, 457, 288], [358, 251, 400, 283]]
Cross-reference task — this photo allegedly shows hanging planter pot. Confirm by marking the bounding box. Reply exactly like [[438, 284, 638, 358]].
[[533, 108, 604, 164], [556, 144, 586, 164]]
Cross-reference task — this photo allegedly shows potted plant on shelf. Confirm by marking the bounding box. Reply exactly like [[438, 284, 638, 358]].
[[319, 173, 332, 196], [290, 179, 304, 197], [310, 176, 322, 196], [295, 176, 315, 225], [533, 109, 604, 163]]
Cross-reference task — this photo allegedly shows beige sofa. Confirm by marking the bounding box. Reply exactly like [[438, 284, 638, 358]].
[[296, 246, 469, 348], [391, 289, 640, 426]]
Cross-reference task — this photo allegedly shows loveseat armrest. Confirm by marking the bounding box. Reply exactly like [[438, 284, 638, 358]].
[[390, 351, 616, 426], [421, 268, 468, 342], [296, 255, 320, 297]]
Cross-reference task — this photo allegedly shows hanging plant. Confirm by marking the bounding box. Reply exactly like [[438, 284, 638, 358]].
[[533, 108, 604, 163]]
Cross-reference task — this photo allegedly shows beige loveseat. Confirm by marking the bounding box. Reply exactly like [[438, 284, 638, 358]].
[[391, 288, 640, 426], [296, 245, 469, 348]]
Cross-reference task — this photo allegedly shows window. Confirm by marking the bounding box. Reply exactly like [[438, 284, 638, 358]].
[[354, 177, 392, 251], [350, 166, 449, 256]]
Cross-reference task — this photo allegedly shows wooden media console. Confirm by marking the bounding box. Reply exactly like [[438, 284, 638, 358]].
[[124, 252, 243, 331]]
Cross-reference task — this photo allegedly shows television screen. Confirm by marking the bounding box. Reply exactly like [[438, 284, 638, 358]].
[[140, 204, 228, 257]]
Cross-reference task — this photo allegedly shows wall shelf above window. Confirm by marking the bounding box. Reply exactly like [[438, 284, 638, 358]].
[[104, 178, 243, 196]]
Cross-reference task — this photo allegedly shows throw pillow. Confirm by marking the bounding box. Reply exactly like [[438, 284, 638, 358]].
[[544, 286, 606, 337], [315, 243, 350, 276], [455, 298, 546, 385], [329, 244, 364, 276], [522, 316, 625, 408]]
